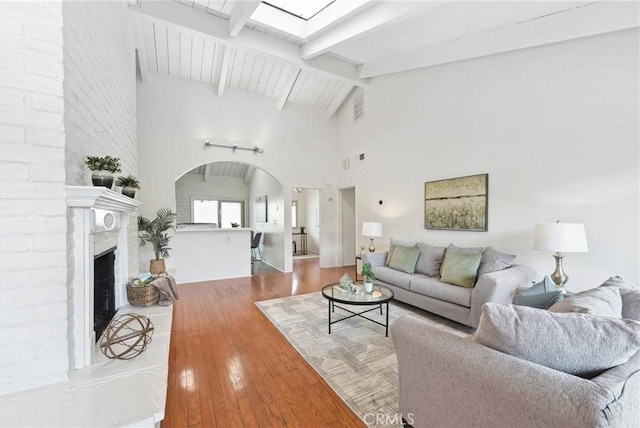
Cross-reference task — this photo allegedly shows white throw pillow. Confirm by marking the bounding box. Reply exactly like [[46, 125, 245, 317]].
[[473, 303, 640, 378]]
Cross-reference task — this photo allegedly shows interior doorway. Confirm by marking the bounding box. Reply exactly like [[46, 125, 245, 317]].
[[340, 187, 356, 266], [291, 187, 321, 260]]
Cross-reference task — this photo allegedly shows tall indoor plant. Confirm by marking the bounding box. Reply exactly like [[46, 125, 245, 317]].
[[138, 208, 176, 275], [85, 155, 122, 188]]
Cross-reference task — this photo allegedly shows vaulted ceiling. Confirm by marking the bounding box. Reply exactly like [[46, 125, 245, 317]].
[[130, 1, 638, 117]]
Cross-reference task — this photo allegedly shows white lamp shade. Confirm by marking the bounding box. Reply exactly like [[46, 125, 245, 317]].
[[534, 222, 588, 253], [362, 221, 383, 238]]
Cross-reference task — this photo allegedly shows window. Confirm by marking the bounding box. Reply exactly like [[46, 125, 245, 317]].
[[193, 199, 244, 227], [193, 200, 218, 224], [291, 201, 298, 228]]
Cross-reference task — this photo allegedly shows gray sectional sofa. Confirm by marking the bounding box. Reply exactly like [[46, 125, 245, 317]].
[[362, 242, 535, 328], [392, 277, 640, 427]]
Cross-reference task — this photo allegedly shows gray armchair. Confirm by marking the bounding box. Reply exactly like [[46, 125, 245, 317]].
[[391, 315, 640, 428]]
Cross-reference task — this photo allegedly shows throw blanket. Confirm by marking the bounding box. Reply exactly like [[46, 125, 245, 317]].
[[151, 274, 179, 306]]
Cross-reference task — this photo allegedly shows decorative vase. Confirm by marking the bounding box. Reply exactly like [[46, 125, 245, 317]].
[[91, 171, 114, 188], [364, 281, 374, 294], [149, 259, 166, 275], [122, 186, 136, 198]]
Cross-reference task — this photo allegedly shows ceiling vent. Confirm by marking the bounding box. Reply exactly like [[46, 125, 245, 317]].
[[353, 88, 364, 122]]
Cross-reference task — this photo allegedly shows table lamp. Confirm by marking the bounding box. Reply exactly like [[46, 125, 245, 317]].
[[534, 221, 588, 291], [362, 221, 383, 252]]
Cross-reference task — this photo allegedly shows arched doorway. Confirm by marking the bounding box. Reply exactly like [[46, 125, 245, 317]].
[[173, 161, 289, 274]]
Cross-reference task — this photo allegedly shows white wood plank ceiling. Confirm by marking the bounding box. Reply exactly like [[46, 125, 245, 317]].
[[187, 161, 256, 182], [130, 1, 639, 117]]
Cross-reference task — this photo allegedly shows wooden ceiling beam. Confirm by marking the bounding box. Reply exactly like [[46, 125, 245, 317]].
[[203, 163, 213, 182], [302, 2, 435, 60], [359, 1, 639, 78], [129, 1, 368, 88], [228, 0, 261, 38]]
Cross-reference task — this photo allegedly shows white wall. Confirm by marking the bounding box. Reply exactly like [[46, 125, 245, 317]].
[[250, 169, 285, 270], [62, 0, 137, 371], [303, 189, 320, 253], [136, 74, 340, 272], [336, 29, 640, 291], [0, 1, 137, 396], [0, 1, 67, 395]]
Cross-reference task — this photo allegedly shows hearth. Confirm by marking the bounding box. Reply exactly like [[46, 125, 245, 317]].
[[94, 248, 116, 341]]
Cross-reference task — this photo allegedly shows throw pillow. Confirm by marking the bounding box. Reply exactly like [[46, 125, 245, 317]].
[[515, 290, 564, 309], [548, 286, 622, 318], [599, 275, 636, 290], [477, 247, 516, 278], [439, 244, 483, 276], [514, 275, 563, 309], [473, 303, 640, 378], [385, 238, 416, 266], [620, 289, 640, 321], [388, 245, 421, 274], [440, 250, 482, 288], [415, 243, 446, 277]]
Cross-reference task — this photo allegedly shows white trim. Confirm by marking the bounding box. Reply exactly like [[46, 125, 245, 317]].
[[66, 186, 140, 369]]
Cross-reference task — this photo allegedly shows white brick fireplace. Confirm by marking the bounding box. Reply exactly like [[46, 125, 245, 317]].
[[66, 185, 140, 369]]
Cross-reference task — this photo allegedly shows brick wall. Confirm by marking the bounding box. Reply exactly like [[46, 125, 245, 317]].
[[62, 0, 137, 374], [0, 1, 137, 396], [0, 1, 68, 395]]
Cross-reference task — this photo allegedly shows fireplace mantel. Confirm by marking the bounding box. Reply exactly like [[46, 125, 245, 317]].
[[66, 185, 141, 369], [66, 185, 142, 211]]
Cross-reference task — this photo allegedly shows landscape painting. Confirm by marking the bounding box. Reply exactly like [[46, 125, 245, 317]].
[[424, 174, 488, 231]]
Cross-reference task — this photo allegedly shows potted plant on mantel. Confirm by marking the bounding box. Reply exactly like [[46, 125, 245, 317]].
[[138, 208, 176, 275], [85, 155, 122, 189], [361, 262, 376, 294], [115, 174, 141, 198]]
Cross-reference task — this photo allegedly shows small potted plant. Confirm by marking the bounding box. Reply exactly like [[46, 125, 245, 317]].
[[138, 208, 176, 275], [231, 222, 240, 228], [361, 262, 376, 294], [360, 245, 366, 255], [85, 155, 122, 188], [115, 174, 141, 198]]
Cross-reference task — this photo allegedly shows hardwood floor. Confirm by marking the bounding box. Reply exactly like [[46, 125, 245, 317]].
[[164, 258, 366, 427]]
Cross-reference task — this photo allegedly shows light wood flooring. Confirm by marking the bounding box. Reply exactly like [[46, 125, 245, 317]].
[[164, 258, 366, 427]]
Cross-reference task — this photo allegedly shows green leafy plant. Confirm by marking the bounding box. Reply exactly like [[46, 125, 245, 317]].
[[138, 208, 176, 260], [85, 155, 122, 173], [361, 262, 376, 282], [231, 222, 240, 228], [115, 174, 141, 189]]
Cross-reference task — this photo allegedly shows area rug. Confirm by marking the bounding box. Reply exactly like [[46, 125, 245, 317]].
[[255, 292, 472, 427]]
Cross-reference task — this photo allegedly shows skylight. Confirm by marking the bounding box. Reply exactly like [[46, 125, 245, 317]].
[[262, 0, 336, 21]]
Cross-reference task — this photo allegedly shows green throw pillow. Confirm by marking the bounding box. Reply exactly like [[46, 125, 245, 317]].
[[515, 290, 564, 309], [388, 245, 420, 274], [514, 276, 563, 309], [440, 251, 482, 288]]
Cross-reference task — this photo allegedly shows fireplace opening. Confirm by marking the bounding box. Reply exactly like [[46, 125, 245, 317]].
[[94, 248, 116, 342]]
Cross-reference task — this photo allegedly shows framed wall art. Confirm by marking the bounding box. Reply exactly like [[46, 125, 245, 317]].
[[424, 174, 488, 231], [255, 195, 268, 223]]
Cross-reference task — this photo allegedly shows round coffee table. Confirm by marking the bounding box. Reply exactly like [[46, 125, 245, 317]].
[[321, 282, 394, 336]]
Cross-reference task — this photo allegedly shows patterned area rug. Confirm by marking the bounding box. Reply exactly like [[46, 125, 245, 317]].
[[255, 292, 472, 427]]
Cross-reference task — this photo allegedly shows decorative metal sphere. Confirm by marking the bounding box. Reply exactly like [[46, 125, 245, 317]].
[[99, 313, 154, 360]]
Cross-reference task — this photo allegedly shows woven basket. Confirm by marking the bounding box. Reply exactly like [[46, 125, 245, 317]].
[[126, 284, 159, 307]]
